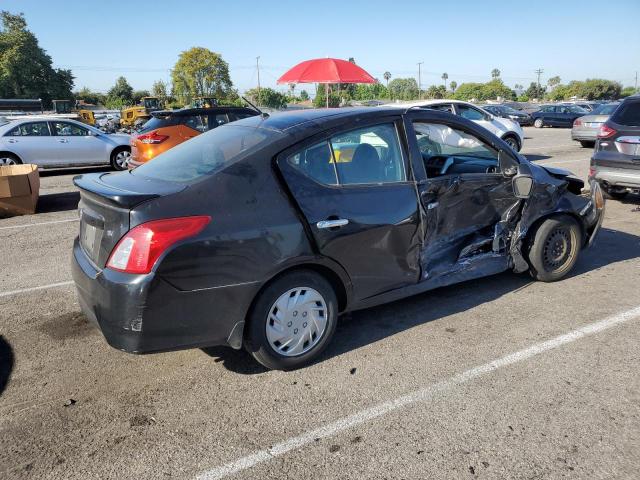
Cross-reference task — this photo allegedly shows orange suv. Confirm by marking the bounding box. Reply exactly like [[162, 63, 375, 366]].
[[128, 107, 259, 167]]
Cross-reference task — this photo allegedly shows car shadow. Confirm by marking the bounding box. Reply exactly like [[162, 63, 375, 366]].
[[37, 192, 80, 213], [523, 154, 552, 162], [39, 166, 111, 178], [203, 227, 640, 374], [0, 336, 14, 396], [617, 193, 640, 209]]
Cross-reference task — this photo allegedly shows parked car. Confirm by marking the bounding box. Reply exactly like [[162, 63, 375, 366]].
[[531, 104, 589, 128], [128, 106, 259, 167], [0, 117, 131, 169], [572, 103, 620, 147], [72, 107, 604, 370], [590, 95, 640, 199], [482, 104, 533, 126], [387, 100, 524, 151]]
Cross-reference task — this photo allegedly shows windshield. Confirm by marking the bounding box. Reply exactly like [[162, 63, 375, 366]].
[[132, 125, 273, 183], [591, 104, 619, 115], [568, 105, 588, 114]]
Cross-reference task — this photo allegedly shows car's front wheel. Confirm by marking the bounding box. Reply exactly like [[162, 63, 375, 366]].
[[245, 270, 338, 370], [111, 147, 131, 171], [527, 215, 582, 282], [534, 118, 544, 128], [502, 135, 520, 152]]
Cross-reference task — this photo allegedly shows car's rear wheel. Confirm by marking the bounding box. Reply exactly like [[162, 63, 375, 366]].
[[110, 148, 130, 171], [245, 270, 338, 370], [534, 118, 544, 128], [579, 140, 595, 148], [527, 215, 582, 282], [502, 135, 520, 152], [0, 153, 21, 166]]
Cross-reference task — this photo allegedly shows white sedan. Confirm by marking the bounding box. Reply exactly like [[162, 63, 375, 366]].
[[0, 117, 131, 170], [386, 99, 525, 151]]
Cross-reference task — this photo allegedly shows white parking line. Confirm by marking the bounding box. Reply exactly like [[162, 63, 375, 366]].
[[195, 305, 640, 480], [0, 218, 78, 231], [0, 281, 74, 299]]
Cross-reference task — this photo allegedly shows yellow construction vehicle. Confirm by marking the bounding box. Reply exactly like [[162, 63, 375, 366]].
[[120, 97, 161, 128], [51, 99, 96, 126], [192, 97, 218, 108]]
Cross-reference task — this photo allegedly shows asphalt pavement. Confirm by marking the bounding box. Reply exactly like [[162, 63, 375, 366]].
[[1, 127, 639, 480]]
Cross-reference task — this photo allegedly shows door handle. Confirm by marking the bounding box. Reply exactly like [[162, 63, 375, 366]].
[[7, 138, 17, 143], [317, 218, 349, 229], [58, 138, 69, 143]]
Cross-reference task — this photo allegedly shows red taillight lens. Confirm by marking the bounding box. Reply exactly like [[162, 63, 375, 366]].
[[137, 131, 169, 144], [573, 119, 582, 127], [597, 124, 616, 139], [107, 216, 211, 274], [588, 166, 596, 177]]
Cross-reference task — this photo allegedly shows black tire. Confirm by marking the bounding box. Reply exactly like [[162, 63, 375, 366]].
[[502, 135, 521, 152], [602, 186, 628, 200], [0, 152, 21, 166], [579, 140, 595, 148], [527, 215, 582, 282], [110, 147, 130, 171], [534, 118, 544, 128], [245, 270, 338, 370]]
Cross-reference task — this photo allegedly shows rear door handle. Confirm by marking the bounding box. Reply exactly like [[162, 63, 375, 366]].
[[7, 138, 17, 143], [58, 138, 69, 143], [317, 218, 349, 229]]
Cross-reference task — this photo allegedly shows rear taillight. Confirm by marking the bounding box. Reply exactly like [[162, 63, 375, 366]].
[[107, 216, 211, 274], [597, 124, 616, 139], [137, 131, 169, 144], [573, 119, 582, 127], [588, 166, 596, 177]]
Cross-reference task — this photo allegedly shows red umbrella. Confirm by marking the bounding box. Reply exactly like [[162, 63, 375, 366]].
[[277, 58, 376, 107]]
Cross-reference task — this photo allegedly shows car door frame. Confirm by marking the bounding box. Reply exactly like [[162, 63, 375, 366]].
[[452, 102, 501, 136], [402, 110, 521, 281], [3, 120, 58, 166], [275, 113, 424, 302]]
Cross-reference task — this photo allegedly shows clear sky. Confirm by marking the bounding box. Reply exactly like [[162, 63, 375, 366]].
[[3, 0, 639, 94]]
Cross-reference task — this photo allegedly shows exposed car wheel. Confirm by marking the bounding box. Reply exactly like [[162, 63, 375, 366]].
[[111, 148, 131, 171], [528, 215, 582, 282], [602, 187, 628, 200], [0, 153, 21, 166], [502, 135, 520, 152], [579, 140, 595, 148], [534, 118, 544, 128], [245, 270, 338, 370]]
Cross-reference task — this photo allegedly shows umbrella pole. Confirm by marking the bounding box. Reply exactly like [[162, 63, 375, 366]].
[[326, 83, 329, 108]]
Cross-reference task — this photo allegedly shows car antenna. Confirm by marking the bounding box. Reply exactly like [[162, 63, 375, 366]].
[[242, 96, 269, 118]]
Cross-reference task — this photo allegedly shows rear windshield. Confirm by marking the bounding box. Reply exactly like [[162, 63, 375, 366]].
[[612, 101, 640, 126], [139, 115, 176, 133], [592, 103, 619, 115], [132, 125, 273, 183]]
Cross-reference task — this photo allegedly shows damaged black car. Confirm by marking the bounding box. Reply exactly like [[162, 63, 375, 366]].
[[71, 107, 605, 370]]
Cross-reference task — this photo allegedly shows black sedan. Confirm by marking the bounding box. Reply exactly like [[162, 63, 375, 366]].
[[72, 108, 604, 370], [531, 104, 589, 128], [482, 104, 533, 126]]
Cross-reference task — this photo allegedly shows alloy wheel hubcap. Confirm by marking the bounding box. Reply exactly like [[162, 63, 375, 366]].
[[115, 150, 131, 167], [505, 138, 517, 150], [266, 287, 328, 357], [0, 157, 17, 166], [543, 228, 571, 270]]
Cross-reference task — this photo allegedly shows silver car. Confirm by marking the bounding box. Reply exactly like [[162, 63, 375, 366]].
[[0, 117, 131, 170], [571, 103, 620, 148]]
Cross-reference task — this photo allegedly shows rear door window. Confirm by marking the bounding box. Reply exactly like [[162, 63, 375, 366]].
[[287, 141, 337, 185], [456, 104, 487, 121], [52, 122, 89, 136], [612, 101, 640, 126], [6, 122, 51, 136], [181, 115, 207, 132]]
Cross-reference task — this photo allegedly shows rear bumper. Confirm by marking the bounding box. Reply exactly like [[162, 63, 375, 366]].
[[71, 238, 259, 353], [571, 128, 598, 141], [590, 165, 640, 190]]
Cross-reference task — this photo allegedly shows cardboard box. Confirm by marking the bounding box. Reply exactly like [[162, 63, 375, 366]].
[[0, 164, 40, 217]]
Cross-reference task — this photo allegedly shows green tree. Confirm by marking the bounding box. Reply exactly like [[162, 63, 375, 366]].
[[132, 90, 150, 104], [452, 82, 485, 101], [383, 71, 391, 87], [525, 81, 546, 100], [449, 80, 457, 92], [547, 76, 561, 87], [0, 11, 74, 107], [171, 47, 233, 104], [426, 84, 446, 99], [74, 87, 104, 106], [107, 76, 133, 104], [491, 68, 501, 79], [452, 79, 515, 101], [441, 72, 448, 89], [151, 80, 168, 103], [388, 78, 419, 100], [313, 84, 341, 107], [299, 90, 309, 101], [546, 84, 572, 101], [576, 79, 622, 100], [353, 82, 389, 100], [245, 87, 287, 109], [621, 86, 637, 98]]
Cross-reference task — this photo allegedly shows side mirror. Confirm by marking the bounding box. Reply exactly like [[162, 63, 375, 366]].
[[498, 149, 518, 177], [512, 162, 534, 199]]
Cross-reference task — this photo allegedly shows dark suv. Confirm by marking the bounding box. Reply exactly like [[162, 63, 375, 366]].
[[590, 96, 640, 199]]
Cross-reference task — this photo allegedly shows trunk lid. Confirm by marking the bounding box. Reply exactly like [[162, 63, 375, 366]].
[[74, 171, 185, 267]]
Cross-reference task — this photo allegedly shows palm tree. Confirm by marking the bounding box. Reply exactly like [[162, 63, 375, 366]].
[[491, 68, 501, 79], [441, 72, 448, 89], [450, 80, 457, 92], [383, 71, 391, 87]]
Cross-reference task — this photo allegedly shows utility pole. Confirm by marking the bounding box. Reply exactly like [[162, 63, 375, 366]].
[[635, 71, 638, 93], [534, 68, 544, 99], [256, 56, 261, 106], [417, 62, 424, 99]]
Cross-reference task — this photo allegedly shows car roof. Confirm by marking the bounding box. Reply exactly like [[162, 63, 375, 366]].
[[232, 107, 402, 132], [385, 99, 477, 109], [152, 106, 258, 117]]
